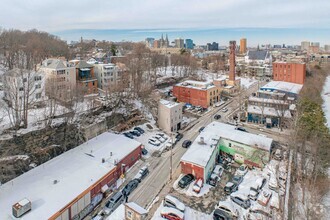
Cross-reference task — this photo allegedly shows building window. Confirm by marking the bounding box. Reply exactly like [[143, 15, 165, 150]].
[[34, 76, 42, 81], [229, 143, 232, 147], [35, 84, 41, 89], [35, 93, 41, 99], [19, 87, 24, 91], [127, 210, 132, 219]]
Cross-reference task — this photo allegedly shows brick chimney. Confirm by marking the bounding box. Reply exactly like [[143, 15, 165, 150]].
[[229, 40, 236, 82]]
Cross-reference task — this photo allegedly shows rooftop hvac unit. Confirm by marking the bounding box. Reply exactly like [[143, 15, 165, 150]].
[[12, 198, 32, 218]]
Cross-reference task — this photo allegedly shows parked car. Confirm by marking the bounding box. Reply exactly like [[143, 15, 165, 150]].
[[160, 207, 184, 220], [182, 140, 192, 148], [214, 114, 221, 120], [273, 149, 283, 160], [235, 127, 247, 132], [199, 127, 205, 132], [154, 135, 166, 143], [134, 166, 149, 182], [209, 173, 219, 186], [156, 133, 165, 137], [232, 175, 243, 185], [268, 174, 278, 192], [231, 194, 251, 209], [248, 187, 260, 201], [104, 191, 125, 214], [163, 195, 185, 212], [123, 132, 134, 139], [141, 148, 148, 155], [130, 130, 141, 136], [224, 182, 238, 195], [213, 165, 224, 177], [134, 127, 145, 134], [213, 209, 232, 220], [222, 107, 228, 112], [148, 138, 161, 146], [122, 179, 139, 196], [215, 102, 223, 107], [192, 178, 203, 194], [178, 174, 194, 188], [235, 164, 248, 176], [175, 133, 183, 142], [216, 201, 239, 219]]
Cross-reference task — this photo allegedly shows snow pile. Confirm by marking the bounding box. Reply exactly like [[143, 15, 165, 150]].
[[185, 182, 212, 197], [321, 76, 330, 129]]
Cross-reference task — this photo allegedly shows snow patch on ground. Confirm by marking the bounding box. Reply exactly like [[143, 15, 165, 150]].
[[0, 155, 29, 162]]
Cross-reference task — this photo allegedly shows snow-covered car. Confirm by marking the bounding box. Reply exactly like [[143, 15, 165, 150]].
[[209, 173, 219, 187], [268, 174, 278, 192], [216, 201, 239, 219], [213, 165, 224, 177], [224, 182, 238, 195], [258, 190, 272, 206], [164, 195, 185, 212], [235, 164, 248, 176], [249, 204, 272, 219], [232, 175, 243, 185], [273, 149, 283, 160], [192, 178, 203, 194], [160, 207, 184, 220], [249, 187, 260, 201], [148, 138, 161, 146], [222, 107, 228, 112], [153, 135, 166, 143], [255, 177, 267, 190], [231, 193, 251, 209], [215, 102, 222, 107]]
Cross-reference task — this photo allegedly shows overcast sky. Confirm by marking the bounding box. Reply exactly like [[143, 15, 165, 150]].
[[1, 0, 329, 31]]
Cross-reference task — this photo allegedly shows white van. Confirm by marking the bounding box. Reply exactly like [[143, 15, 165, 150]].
[[216, 201, 239, 218], [163, 195, 185, 212]]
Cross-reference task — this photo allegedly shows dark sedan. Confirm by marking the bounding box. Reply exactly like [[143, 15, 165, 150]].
[[182, 140, 192, 148], [178, 174, 194, 188], [123, 132, 134, 139], [214, 114, 221, 120], [122, 179, 139, 196]]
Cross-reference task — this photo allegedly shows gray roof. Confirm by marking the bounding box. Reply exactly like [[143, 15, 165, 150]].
[[42, 59, 67, 69], [74, 60, 93, 69], [248, 50, 270, 60]]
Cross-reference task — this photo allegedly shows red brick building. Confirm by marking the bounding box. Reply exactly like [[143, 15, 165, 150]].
[[173, 80, 221, 108], [273, 62, 306, 85]]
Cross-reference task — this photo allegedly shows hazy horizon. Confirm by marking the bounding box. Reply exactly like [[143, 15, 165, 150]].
[[52, 27, 330, 47]]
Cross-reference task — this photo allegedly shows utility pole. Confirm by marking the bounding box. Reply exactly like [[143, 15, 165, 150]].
[[169, 132, 174, 181]]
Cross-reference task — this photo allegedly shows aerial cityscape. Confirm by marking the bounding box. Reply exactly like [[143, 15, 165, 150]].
[[0, 0, 329, 220]]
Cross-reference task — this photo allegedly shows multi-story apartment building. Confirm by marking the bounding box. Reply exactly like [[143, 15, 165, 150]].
[[272, 61, 306, 84], [39, 59, 76, 101], [301, 41, 310, 51], [93, 63, 119, 90], [3, 68, 46, 105], [158, 99, 183, 133], [70, 60, 98, 95]]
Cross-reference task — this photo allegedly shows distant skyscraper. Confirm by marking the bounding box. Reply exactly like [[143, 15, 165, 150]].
[[206, 42, 219, 51], [240, 38, 247, 54], [185, 39, 194, 49], [154, 40, 160, 48], [229, 41, 236, 82], [301, 41, 310, 51], [325, 45, 330, 52], [175, 38, 184, 48]]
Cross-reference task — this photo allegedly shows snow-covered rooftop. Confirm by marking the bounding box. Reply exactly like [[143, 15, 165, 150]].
[[175, 80, 215, 90], [248, 96, 286, 104], [181, 122, 273, 167], [261, 81, 303, 94], [159, 99, 181, 109], [248, 105, 292, 118], [0, 132, 141, 220], [125, 202, 148, 215]]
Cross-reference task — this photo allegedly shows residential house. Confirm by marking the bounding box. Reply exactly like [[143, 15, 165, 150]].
[[158, 99, 183, 133], [70, 60, 98, 95]]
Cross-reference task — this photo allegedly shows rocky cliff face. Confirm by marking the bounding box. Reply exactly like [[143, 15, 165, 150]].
[[0, 123, 85, 184]]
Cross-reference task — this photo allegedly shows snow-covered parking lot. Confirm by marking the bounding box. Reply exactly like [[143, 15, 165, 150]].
[[123, 123, 171, 156]]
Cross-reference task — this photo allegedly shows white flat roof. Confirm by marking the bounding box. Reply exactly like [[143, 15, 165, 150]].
[[0, 132, 141, 220], [261, 81, 303, 94], [181, 122, 273, 167], [159, 99, 181, 109]]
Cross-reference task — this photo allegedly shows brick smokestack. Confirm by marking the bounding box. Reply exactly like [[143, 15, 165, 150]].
[[229, 40, 236, 81]]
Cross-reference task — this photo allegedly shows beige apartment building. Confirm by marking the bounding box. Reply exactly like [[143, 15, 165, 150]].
[[158, 99, 183, 133]]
